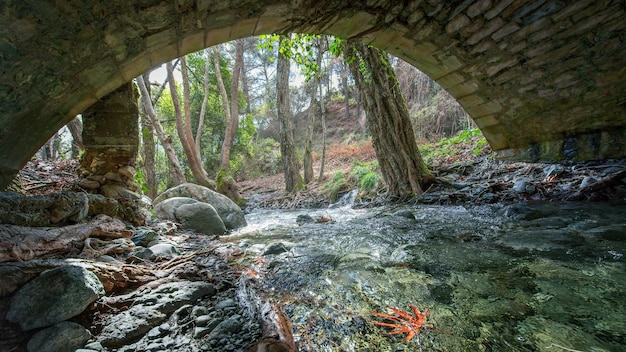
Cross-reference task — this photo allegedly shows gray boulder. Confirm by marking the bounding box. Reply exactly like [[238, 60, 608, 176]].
[[153, 197, 198, 220], [176, 202, 227, 235], [154, 197, 227, 235], [6, 266, 105, 331], [27, 321, 91, 352], [154, 183, 246, 229]]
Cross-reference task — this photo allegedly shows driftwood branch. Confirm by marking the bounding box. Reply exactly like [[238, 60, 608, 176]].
[[237, 276, 296, 352], [0, 215, 132, 263]]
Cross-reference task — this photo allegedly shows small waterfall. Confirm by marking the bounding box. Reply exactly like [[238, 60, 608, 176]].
[[329, 189, 358, 208]]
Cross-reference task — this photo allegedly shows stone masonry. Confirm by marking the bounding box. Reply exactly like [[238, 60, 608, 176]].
[[0, 0, 624, 188]]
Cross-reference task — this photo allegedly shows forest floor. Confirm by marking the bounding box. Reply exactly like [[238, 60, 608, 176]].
[[238, 134, 626, 209], [18, 132, 626, 207]]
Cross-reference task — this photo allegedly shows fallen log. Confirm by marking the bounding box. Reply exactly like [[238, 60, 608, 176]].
[[566, 170, 626, 200], [237, 276, 296, 352], [0, 215, 132, 263]]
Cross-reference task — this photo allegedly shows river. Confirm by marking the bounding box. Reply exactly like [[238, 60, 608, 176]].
[[226, 201, 626, 352]]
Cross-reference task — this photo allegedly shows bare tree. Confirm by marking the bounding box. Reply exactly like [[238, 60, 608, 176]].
[[214, 40, 245, 202], [167, 59, 215, 189], [136, 75, 186, 187]]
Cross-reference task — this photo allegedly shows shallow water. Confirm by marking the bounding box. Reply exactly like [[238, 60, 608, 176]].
[[227, 202, 626, 351]]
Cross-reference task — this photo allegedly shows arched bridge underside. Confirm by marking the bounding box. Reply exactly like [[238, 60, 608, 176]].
[[1, 0, 625, 188]]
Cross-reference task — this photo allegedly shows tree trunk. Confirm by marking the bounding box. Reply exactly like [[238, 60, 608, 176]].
[[138, 74, 158, 199], [214, 41, 244, 202], [195, 49, 211, 152], [346, 40, 433, 198], [303, 93, 317, 184], [277, 35, 304, 193], [317, 82, 327, 183], [303, 38, 323, 184], [167, 59, 215, 189], [136, 75, 186, 186], [216, 40, 243, 171], [341, 63, 350, 120], [66, 116, 84, 158]]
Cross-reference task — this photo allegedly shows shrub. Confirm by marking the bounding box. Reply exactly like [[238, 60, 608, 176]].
[[325, 171, 347, 202], [359, 172, 380, 192]]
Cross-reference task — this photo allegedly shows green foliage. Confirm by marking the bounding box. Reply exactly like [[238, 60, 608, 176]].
[[359, 172, 380, 192], [325, 171, 347, 202], [419, 128, 485, 164], [133, 169, 149, 195], [473, 137, 488, 155], [233, 137, 282, 180], [259, 33, 322, 82], [348, 160, 381, 194]]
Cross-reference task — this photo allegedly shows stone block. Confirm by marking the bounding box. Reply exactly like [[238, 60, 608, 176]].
[[485, 0, 516, 19], [446, 14, 470, 34], [437, 72, 466, 89], [467, 0, 492, 18], [491, 22, 520, 41], [468, 17, 505, 45]]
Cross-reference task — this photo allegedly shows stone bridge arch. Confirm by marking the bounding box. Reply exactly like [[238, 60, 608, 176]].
[[1, 0, 625, 188]]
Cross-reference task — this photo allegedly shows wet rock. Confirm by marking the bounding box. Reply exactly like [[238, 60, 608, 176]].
[[543, 164, 565, 178], [98, 281, 215, 348], [206, 315, 243, 340], [130, 226, 161, 246], [148, 243, 180, 258], [393, 210, 415, 219], [512, 178, 535, 194], [6, 266, 104, 331], [579, 176, 597, 189], [263, 242, 290, 255], [176, 202, 227, 235], [154, 183, 247, 229], [27, 321, 91, 352], [296, 214, 315, 225]]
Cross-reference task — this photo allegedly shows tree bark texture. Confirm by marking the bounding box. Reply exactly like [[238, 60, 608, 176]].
[[66, 116, 84, 158], [303, 38, 323, 184], [167, 60, 215, 189], [136, 75, 186, 187], [346, 41, 432, 198], [195, 49, 212, 152], [277, 35, 304, 193], [138, 74, 158, 199]]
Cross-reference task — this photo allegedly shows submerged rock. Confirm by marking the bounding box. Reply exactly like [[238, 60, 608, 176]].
[[6, 265, 104, 331]]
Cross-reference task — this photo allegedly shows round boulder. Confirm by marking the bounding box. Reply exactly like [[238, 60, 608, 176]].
[[27, 321, 91, 352], [154, 183, 246, 229], [6, 266, 105, 331], [175, 202, 227, 235]]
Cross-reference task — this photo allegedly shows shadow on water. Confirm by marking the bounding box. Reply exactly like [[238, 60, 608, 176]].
[[227, 202, 626, 351]]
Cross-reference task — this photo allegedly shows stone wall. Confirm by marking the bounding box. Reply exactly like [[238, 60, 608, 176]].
[[0, 0, 624, 188], [79, 82, 139, 194]]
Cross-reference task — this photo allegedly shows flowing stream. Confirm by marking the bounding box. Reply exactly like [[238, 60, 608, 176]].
[[226, 201, 625, 351]]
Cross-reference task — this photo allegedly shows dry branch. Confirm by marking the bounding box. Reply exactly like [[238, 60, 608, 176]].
[[0, 215, 132, 263]]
